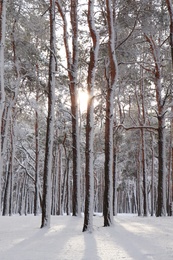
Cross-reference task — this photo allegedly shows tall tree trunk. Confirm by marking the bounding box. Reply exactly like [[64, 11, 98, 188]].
[[140, 65, 148, 216], [41, 0, 56, 228], [157, 114, 166, 216], [19, 173, 28, 216], [2, 160, 11, 215], [145, 35, 167, 216], [166, 0, 173, 62], [103, 0, 118, 227], [113, 146, 118, 216], [141, 128, 148, 216], [57, 145, 62, 215], [9, 110, 16, 216], [166, 0, 173, 215], [51, 132, 59, 215], [0, 0, 7, 215], [137, 144, 142, 216], [56, 0, 81, 216], [51, 149, 57, 215], [34, 65, 40, 216], [83, 0, 99, 232], [167, 137, 172, 216], [151, 134, 155, 216], [65, 156, 71, 215]]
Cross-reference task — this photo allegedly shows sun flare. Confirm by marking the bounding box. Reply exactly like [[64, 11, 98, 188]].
[[78, 90, 89, 113]]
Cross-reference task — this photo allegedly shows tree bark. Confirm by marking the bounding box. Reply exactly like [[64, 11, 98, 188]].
[[34, 65, 40, 216], [83, 0, 99, 232], [113, 146, 118, 216], [151, 134, 155, 216], [166, 0, 173, 216], [0, 0, 7, 215], [103, 0, 118, 227], [141, 128, 148, 216], [145, 35, 167, 217], [56, 0, 81, 216], [41, 0, 56, 228]]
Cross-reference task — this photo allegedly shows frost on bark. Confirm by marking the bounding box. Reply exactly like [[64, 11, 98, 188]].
[[83, 0, 99, 232], [113, 145, 118, 216], [166, 0, 173, 216], [166, 0, 173, 63], [145, 35, 167, 217], [34, 76, 39, 216], [41, 0, 56, 228], [136, 69, 148, 216], [2, 108, 16, 216], [56, 0, 81, 216], [103, 0, 118, 227], [141, 128, 148, 216], [0, 0, 7, 215]]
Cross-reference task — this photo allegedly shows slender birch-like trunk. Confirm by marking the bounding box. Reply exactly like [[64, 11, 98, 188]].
[[135, 57, 148, 216], [2, 159, 11, 215], [34, 79, 39, 216], [168, 136, 172, 216], [2, 108, 16, 216], [82, 0, 99, 232], [151, 134, 155, 216], [66, 157, 71, 215], [145, 35, 167, 216], [57, 146, 62, 215], [56, 0, 81, 216], [41, 0, 56, 228], [137, 145, 142, 216], [141, 128, 148, 216], [166, 0, 173, 215], [166, 0, 173, 62], [103, 0, 118, 227], [140, 65, 148, 216], [113, 146, 118, 216], [0, 0, 7, 215]]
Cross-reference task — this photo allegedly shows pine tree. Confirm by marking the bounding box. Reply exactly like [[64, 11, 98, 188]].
[[56, 0, 81, 216], [103, 0, 118, 226], [41, 0, 56, 228], [0, 0, 7, 215], [83, 0, 99, 232]]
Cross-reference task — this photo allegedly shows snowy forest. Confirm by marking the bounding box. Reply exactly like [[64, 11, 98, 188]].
[[1, 0, 173, 232]]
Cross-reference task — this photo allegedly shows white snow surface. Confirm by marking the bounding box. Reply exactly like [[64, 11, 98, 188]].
[[0, 213, 173, 260]]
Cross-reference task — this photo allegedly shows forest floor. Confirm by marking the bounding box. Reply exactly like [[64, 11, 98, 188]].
[[0, 213, 173, 260]]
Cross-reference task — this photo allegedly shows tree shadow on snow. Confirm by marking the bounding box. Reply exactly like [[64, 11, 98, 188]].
[[0, 215, 78, 260]]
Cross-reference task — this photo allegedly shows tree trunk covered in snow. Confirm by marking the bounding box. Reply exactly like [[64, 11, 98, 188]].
[[2, 160, 11, 216], [56, 0, 81, 216], [145, 35, 167, 217], [83, 0, 99, 232], [137, 145, 142, 216], [41, 0, 56, 228], [103, 0, 118, 227], [141, 128, 148, 216], [2, 108, 16, 216], [135, 67, 148, 216], [166, 0, 173, 63], [157, 116, 166, 216], [57, 146, 62, 215], [140, 66, 148, 216], [113, 145, 118, 216], [66, 157, 71, 215], [34, 80, 39, 216], [166, 0, 173, 216], [0, 0, 7, 215], [151, 134, 155, 216]]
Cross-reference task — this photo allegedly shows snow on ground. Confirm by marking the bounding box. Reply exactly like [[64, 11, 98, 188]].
[[0, 213, 173, 260]]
